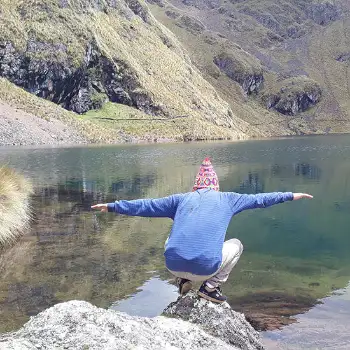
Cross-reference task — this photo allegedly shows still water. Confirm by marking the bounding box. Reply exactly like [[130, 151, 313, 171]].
[[0, 135, 350, 348]]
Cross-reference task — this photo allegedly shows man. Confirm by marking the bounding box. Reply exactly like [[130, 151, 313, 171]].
[[92, 158, 313, 303]]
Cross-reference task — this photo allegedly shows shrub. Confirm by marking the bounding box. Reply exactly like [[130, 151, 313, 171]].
[[0, 167, 33, 250]]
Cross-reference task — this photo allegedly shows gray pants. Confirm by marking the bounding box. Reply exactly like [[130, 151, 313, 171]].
[[168, 238, 243, 288]]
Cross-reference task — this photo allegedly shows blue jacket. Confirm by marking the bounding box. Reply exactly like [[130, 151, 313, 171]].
[[107, 189, 293, 275]]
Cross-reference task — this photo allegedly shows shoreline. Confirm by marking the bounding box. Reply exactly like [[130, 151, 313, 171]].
[[0, 130, 345, 151]]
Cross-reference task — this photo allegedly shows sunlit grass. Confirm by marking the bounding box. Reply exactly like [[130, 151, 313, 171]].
[[0, 167, 33, 249]]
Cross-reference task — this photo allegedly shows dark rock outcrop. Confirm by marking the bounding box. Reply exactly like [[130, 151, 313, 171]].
[[262, 78, 322, 116], [175, 15, 206, 35], [214, 52, 264, 95], [0, 296, 264, 349], [0, 40, 160, 115]]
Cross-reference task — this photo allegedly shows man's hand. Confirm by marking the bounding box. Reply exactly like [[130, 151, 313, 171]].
[[91, 203, 108, 212], [293, 193, 313, 200]]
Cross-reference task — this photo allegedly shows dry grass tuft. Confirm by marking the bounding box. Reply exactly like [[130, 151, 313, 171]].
[[0, 167, 33, 249]]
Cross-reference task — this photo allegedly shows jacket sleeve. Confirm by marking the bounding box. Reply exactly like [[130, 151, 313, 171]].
[[107, 194, 186, 219], [226, 192, 294, 214]]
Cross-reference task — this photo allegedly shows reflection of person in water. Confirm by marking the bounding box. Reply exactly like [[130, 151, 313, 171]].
[[92, 158, 313, 304]]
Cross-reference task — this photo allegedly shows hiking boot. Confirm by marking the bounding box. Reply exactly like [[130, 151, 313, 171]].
[[198, 283, 227, 304], [175, 278, 192, 295]]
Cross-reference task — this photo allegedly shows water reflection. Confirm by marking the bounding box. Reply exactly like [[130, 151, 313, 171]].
[[0, 136, 350, 341], [263, 283, 350, 349], [294, 163, 322, 180], [239, 172, 265, 193], [111, 277, 178, 318]]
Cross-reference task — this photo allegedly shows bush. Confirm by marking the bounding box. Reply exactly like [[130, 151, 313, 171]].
[[0, 167, 33, 249]]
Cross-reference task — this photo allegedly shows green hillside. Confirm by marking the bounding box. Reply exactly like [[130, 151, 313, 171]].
[[148, 0, 350, 135], [1, 0, 350, 141], [0, 0, 259, 142]]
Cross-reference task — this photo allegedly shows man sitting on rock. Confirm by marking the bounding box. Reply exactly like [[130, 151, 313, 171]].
[[92, 158, 313, 303]]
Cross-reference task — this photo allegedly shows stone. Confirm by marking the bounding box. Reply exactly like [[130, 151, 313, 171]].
[[214, 52, 264, 95], [0, 297, 264, 350], [163, 291, 264, 350], [262, 78, 322, 116]]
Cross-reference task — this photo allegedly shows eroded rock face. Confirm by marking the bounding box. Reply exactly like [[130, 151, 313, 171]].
[[214, 52, 264, 95], [0, 298, 264, 350], [262, 79, 322, 116], [163, 291, 264, 350], [0, 41, 155, 115]]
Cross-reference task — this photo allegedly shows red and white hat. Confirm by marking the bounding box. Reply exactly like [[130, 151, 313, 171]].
[[193, 157, 219, 192]]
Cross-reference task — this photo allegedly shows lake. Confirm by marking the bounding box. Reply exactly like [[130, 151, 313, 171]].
[[0, 135, 350, 349]]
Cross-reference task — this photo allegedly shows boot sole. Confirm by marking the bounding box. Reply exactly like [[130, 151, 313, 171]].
[[197, 291, 226, 304]]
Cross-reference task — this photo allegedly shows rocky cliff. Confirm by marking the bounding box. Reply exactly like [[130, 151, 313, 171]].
[[0, 0, 254, 143], [1, 0, 350, 142], [0, 293, 264, 350]]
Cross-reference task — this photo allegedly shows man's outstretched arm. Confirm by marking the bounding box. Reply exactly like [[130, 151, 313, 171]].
[[91, 194, 185, 219], [226, 192, 313, 214]]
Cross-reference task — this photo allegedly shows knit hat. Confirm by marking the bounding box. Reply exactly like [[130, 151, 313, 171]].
[[193, 157, 219, 192]]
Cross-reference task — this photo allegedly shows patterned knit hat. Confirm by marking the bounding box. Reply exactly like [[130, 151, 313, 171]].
[[193, 157, 219, 192]]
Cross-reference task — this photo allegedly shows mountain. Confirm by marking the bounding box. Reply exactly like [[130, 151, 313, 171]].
[[0, 0, 349, 143], [148, 0, 350, 134], [0, 0, 257, 143]]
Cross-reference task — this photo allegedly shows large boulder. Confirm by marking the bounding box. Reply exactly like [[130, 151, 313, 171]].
[[163, 291, 264, 350], [0, 293, 264, 350]]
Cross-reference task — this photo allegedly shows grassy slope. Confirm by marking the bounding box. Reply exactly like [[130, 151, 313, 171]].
[[0, 0, 258, 141], [0, 77, 238, 142], [148, 3, 294, 137], [149, 0, 350, 135]]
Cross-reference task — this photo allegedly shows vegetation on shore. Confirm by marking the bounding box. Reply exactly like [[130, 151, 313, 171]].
[[0, 167, 33, 249]]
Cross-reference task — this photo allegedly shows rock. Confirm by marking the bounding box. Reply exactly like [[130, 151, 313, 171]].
[[163, 291, 264, 350], [306, 2, 341, 26], [0, 298, 264, 350], [0, 39, 160, 115], [214, 51, 264, 95], [262, 78, 322, 116], [175, 15, 206, 35], [125, 0, 150, 23], [165, 9, 181, 19]]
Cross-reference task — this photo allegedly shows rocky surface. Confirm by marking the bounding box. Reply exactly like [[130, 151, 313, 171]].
[[214, 51, 264, 95], [0, 102, 86, 146], [163, 291, 264, 349], [0, 296, 264, 350], [262, 78, 322, 116], [0, 40, 152, 115]]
